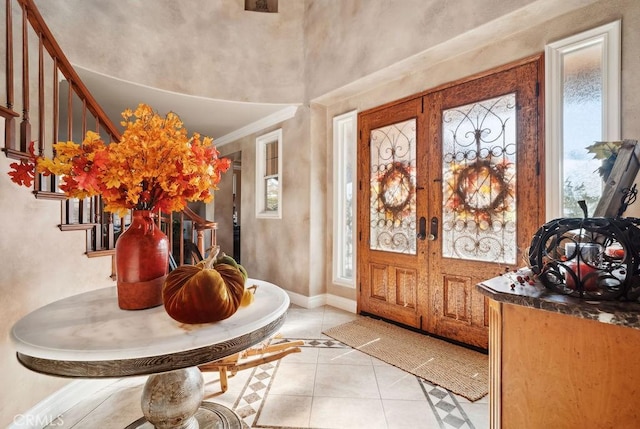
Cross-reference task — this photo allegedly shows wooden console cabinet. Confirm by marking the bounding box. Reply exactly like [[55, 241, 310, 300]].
[[478, 272, 640, 429]]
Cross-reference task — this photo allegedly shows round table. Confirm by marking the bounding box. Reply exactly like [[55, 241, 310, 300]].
[[11, 279, 289, 429]]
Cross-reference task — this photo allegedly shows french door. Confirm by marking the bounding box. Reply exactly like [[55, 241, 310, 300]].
[[357, 98, 427, 328], [357, 57, 543, 349]]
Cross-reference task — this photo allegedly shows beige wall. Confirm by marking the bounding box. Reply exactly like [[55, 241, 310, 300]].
[[315, 0, 640, 300], [304, 0, 556, 100], [33, 0, 306, 104], [2, 0, 640, 425], [0, 157, 113, 425], [216, 107, 315, 297]]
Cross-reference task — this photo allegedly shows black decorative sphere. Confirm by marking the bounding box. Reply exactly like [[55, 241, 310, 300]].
[[528, 217, 640, 301]]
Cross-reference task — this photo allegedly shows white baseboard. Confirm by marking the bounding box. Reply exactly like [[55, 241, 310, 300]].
[[326, 294, 357, 313], [9, 379, 115, 429], [285, 290, 356, 313]]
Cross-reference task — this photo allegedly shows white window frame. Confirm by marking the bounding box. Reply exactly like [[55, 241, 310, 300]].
[[255, 128, 283, 219], [545, 20, 621, 220], [332, 110, 357, 287]]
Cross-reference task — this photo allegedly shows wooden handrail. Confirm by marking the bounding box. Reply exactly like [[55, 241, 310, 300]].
[[16, 0, 120, 140], [2, 0, 219, 274], [183, 206, 218, 258], [161, 207, 217, 265]]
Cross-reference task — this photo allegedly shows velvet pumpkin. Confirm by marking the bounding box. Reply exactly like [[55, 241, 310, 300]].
[[162, 249, 246, 324], [214, 252, 248, 282]]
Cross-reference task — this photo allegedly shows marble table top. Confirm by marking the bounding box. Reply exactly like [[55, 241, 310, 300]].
[[476, 269, 640, 330], [11, 279, 290, 377]]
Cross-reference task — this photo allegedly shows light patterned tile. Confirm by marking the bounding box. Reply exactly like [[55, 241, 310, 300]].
[[421, 379, 480, 429], [383, 398, 441, 429], [45, 377, 154, 428], [57, 384, 144, 428], [285, 305, 325, 325], [374, 365, 428, 401], [310, 396, 387, 429], [267, 362, 316, 396], [278, 322, 326, 339], [321, 308, 359, 326], [274, 345, 319, 364], [317, 346, 374, 365], [255, 394, 312, 427], [460, 402, 490, 429], [314, 363, 379, 398], [202, 366, 254, 403], [232, 362, 278, 428]]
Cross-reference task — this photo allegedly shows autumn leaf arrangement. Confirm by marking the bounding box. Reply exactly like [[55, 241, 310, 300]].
[[9, 103, 231, 215], [585, 140, 623, 181]]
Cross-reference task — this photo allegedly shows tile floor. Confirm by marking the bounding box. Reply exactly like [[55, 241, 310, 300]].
[[44, 305, 488, 429]]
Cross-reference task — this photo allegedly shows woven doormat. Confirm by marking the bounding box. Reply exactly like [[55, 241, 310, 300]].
[[323, 317, 488, 401]]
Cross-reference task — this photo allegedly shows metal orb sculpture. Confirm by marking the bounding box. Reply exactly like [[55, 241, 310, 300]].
[[528, 217, 640, 301]]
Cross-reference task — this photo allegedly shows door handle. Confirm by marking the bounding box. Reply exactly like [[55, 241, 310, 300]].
[[428, 217, 438, 241], [417, 217, 427, 240]]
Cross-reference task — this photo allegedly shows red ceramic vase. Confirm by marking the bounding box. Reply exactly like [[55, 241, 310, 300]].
[[115, 210, 169, 310]]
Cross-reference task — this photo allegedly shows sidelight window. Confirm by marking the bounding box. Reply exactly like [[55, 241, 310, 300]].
[[333, 110, 357, 286], [545, 21, 621, 219]]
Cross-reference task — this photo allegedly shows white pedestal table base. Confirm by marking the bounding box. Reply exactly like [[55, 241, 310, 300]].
[[126, 402, 241, 429], [125, 367, 242, 429]]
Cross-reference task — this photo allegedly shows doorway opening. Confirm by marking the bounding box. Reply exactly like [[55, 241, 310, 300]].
[[215, 151, 242, 263]]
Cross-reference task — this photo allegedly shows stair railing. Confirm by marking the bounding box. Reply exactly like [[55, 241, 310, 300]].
[[1, 0, 217, 275]]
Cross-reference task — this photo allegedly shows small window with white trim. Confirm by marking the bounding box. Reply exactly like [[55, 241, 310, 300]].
[[545, 20, 621, 219], [256, 129, 282, 218]]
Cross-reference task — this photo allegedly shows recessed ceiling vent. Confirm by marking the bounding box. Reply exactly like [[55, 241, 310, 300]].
[[245, 0, 278, 13]]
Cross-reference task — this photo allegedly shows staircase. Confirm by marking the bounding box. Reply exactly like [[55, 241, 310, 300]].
[[1, 0, 217, 275]]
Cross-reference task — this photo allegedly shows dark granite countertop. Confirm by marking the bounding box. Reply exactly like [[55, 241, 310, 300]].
[[476, 268, 640, 330]]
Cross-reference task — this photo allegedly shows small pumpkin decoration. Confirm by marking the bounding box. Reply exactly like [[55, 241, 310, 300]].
[[163, 246, 246, 324], [241, 285, 258, 307]]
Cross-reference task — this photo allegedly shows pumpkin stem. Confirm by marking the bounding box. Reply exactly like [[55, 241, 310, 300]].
[[203, 245, 221, 269]]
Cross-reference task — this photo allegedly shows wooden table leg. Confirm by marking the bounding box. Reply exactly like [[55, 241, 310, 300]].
[[219, 366, 229, 392]]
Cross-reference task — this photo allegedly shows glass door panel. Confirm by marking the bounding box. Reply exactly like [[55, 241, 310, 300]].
[[369, 119, 417, 255], [441, 93, 517, 264]]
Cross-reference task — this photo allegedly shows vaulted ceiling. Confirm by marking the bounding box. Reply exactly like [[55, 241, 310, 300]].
[[75, 65, 298, 146]]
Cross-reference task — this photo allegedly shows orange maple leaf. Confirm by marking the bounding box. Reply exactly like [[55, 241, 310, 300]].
[[8, 159, 35, 187], [8, 141, 38, 187]]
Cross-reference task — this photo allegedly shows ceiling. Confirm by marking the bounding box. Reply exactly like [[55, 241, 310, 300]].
[[75, 66, 299, 147]]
